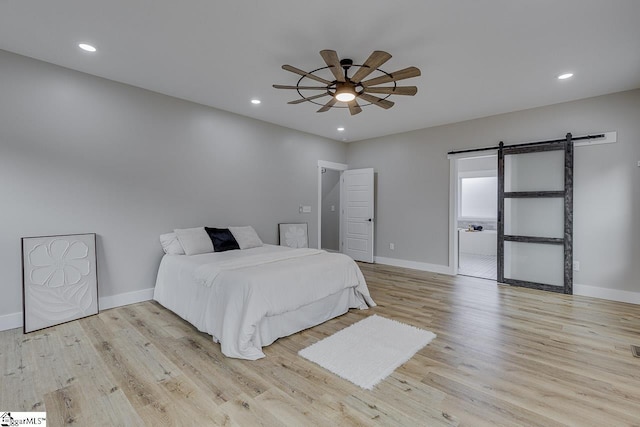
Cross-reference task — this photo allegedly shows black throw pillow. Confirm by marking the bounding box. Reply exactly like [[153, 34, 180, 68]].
[[205, 227, 240, 252]]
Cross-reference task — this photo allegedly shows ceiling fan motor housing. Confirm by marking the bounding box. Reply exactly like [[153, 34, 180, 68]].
[[340, 58, 353, 70]]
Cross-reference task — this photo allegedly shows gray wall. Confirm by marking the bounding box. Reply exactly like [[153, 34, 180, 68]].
[[0, 50, 346, 317], [347, 89, 640, 292], [2, 47, 638, 319], [321, 169, 341, 251]]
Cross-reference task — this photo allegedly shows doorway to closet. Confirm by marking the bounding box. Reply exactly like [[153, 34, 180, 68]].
[[317, 160, 375, 263], [320, 168, 341, 252]]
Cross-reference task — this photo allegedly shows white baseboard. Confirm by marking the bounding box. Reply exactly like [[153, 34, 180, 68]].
[[0, 287, 155, 332], [99, 287, 155, 311], [374, 256, 452, 275], [574, 283, 640, 305], [0, 312, 23, 332]]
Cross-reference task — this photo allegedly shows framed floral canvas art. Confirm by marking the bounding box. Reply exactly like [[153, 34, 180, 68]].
[[21, 233, 98, 333], [278, 223, 308, 248]]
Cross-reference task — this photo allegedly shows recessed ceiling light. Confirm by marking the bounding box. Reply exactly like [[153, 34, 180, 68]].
[[78, 43, 97, 52], [337, 127, 345, 131], [251, 99, 261, 105], [557, 73, 573, 80]]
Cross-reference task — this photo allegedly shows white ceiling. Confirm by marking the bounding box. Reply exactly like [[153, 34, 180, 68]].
[[1, 1, 639, 142]]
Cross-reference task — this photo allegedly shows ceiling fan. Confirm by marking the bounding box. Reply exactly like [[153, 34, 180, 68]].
[[273, 50, 421, 115]]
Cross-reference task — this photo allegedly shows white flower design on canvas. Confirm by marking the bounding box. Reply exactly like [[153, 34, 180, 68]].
[[29, 239, 90, 287], [23, 234, 98, 333], [285, 226, 307, 248]]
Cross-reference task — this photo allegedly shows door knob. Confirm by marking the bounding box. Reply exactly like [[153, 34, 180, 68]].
[[367, 218, 372, 222]]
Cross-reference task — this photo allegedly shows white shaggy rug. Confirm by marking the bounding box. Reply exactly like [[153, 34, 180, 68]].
[[298, 315, 436, 390]]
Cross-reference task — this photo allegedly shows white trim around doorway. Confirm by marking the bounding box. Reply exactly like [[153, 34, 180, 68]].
[[448, 151, 498, 276]]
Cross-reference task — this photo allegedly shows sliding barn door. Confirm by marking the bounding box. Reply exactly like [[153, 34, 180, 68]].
[[497, 133, 573, 294]]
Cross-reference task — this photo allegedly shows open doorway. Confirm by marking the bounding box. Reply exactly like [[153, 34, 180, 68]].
[[317, 160, 348, 252], [321, 168, 341, 252], [455, 155, 498, 280]]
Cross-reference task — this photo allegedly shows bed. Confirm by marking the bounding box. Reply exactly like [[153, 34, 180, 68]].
[[153, 244, 375, 360]]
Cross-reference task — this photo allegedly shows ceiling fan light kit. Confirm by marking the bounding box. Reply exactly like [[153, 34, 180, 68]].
[[334, 83, 357, 102], [273, 50, 421, 115]]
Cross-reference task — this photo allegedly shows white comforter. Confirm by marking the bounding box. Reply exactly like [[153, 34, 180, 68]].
[[154, 245, 375, 359], [194, 248, 325, 286]]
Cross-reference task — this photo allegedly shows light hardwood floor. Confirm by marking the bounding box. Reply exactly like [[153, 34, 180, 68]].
[[2, 263, 640, 426]]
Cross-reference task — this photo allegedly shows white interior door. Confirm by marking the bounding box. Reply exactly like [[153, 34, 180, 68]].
[[342, 168, 374, 262]]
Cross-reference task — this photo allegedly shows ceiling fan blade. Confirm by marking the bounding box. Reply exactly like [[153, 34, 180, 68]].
[[288, 93, 330, 104], [358, 93, 395, 109], [348, 100, 362, 116], [350, 51, 392, 83], [363, 86, 418, 96], [317, 97, 338, 113], [282, 65, 333, 85], [273, 85, 329, 90], [319, 50, 345, 82], [361, 66, 421, 87]]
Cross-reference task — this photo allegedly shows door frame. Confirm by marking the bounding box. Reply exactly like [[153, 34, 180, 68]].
[[448, 151, 498, 276], [317, 160, 348, 251]]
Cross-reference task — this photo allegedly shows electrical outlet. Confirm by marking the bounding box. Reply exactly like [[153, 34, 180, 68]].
[[389, 243, 395, 250], [573, 261, 580, 271]]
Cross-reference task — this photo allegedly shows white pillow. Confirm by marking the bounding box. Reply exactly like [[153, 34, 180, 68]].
[[159, 232, 185, 255], [229, 226, 263, 250], [174, 227, 214, 255]]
